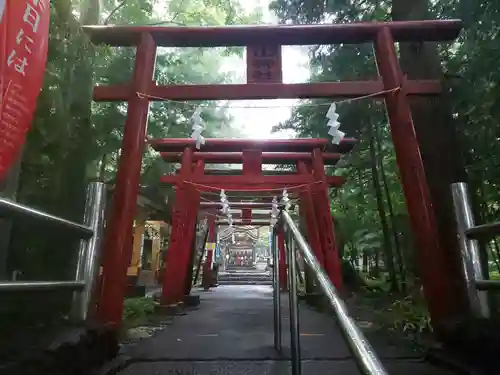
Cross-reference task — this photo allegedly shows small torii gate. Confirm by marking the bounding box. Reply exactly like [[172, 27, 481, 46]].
[[83, 20, 467, 335], [153, 138, 355, 302]]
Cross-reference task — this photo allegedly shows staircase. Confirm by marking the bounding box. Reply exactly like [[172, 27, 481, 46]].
[[219, 263, 272, 285]]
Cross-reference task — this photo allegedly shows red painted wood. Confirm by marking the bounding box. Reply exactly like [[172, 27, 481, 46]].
[[239, 150, 261, 225], [177, 169, 303, 176], [310, 148, 343, 291], [297, 161, 324, 267], [216, 220, 270, 226], [178, 190, 201, 295], [160, 174, 344, 189], [151, 137, 356, 153], [161, 174, 315, 184], [374, 27, 466, 329], [161, 151, 343, 165], [201, 202, 275, 209], [83, 20, 462, 47], [208, 215, 217, 242], [210, 212, 269, 220], [94, 80, 442, 102], [241, 209, 252, 225], [161, 148, 195, 304], [247, 45, 282, 83], [97, 34, 157, 326], [180, 160, 205, 278], [242, 149, 262, 175]]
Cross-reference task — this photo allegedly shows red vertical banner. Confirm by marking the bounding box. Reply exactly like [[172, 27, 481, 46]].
[[0, 0, 50, 181], [242, 208, 252, 225]]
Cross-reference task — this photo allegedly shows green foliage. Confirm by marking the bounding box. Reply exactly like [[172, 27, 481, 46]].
[[123, 297, 156, 323], [269, 0, 500, 276], [6, 0, 261, 299], [388, 296, 433, 335], [269, 0, 500, 332]]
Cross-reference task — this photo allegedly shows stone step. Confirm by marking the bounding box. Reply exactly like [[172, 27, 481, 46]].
[[226, 266, 257, 270], [219, 273, 271, 277], [218, 279, 273, 285], [218, 275, 271, 281]]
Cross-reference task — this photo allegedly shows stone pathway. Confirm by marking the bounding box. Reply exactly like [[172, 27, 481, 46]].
[[105, 285, 455, 375]]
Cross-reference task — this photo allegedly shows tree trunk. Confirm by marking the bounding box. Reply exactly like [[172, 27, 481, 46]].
[[362, 251, 368, 273], [0, 149, 24, 279], [367, 123, 398, 290], [36, 0, 102, 280], [375, 124, 406, 290]]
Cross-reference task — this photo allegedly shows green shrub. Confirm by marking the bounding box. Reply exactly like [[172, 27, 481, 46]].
[[123, 297, 156, 323], [388, 295, 432, 334]]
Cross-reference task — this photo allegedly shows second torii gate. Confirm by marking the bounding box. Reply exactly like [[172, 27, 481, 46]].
[[151, 138, 355, 303]]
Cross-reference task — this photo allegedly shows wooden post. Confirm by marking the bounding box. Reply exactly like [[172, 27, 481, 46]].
[[161, 148, 196, 304], [296, 161, 324, 266], [297, 160, 325, 297], [311, 148, 343, 291], [97, 33, 157, 326], [374, 27, 466, 331]]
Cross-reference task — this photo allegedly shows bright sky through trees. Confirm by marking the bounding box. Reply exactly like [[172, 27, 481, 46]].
[[220, 0, 311, 139]]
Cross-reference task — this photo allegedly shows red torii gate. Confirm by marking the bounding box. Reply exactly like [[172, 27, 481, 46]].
[[152, 138, 354, 302], [83, 20, 467, 334]]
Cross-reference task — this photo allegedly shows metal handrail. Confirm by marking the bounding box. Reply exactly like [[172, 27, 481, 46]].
[[466, 221, 500, 240], [285, 225, 301, 374], [0, 281, 85, 291], [0, 198, 93, 239], [475, 280, 500, 291], [451, 182, 500, 244], [273, 210, 389, 375], [71, 182, 107, 320], [0, 182, 107, 322], [450, 182, 500, 319], [271, 226, 282, 352]]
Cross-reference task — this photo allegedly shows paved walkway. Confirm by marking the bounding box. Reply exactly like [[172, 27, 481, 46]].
[[111, 285, 454, 375]]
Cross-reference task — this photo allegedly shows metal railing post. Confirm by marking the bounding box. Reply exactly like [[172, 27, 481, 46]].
[[272, 226, 282, 351], [71, 182, 107, 321], [281, 210, 388, 375], [286, 226, 301, 375], [450, 182, 489, 318], [192, 222, 210, 287]]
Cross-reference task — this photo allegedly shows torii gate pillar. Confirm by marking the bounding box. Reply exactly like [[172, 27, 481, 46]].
[[374, 28, 467, 330], [161, 151, 203, 305], [97, 34, 157, 326]]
